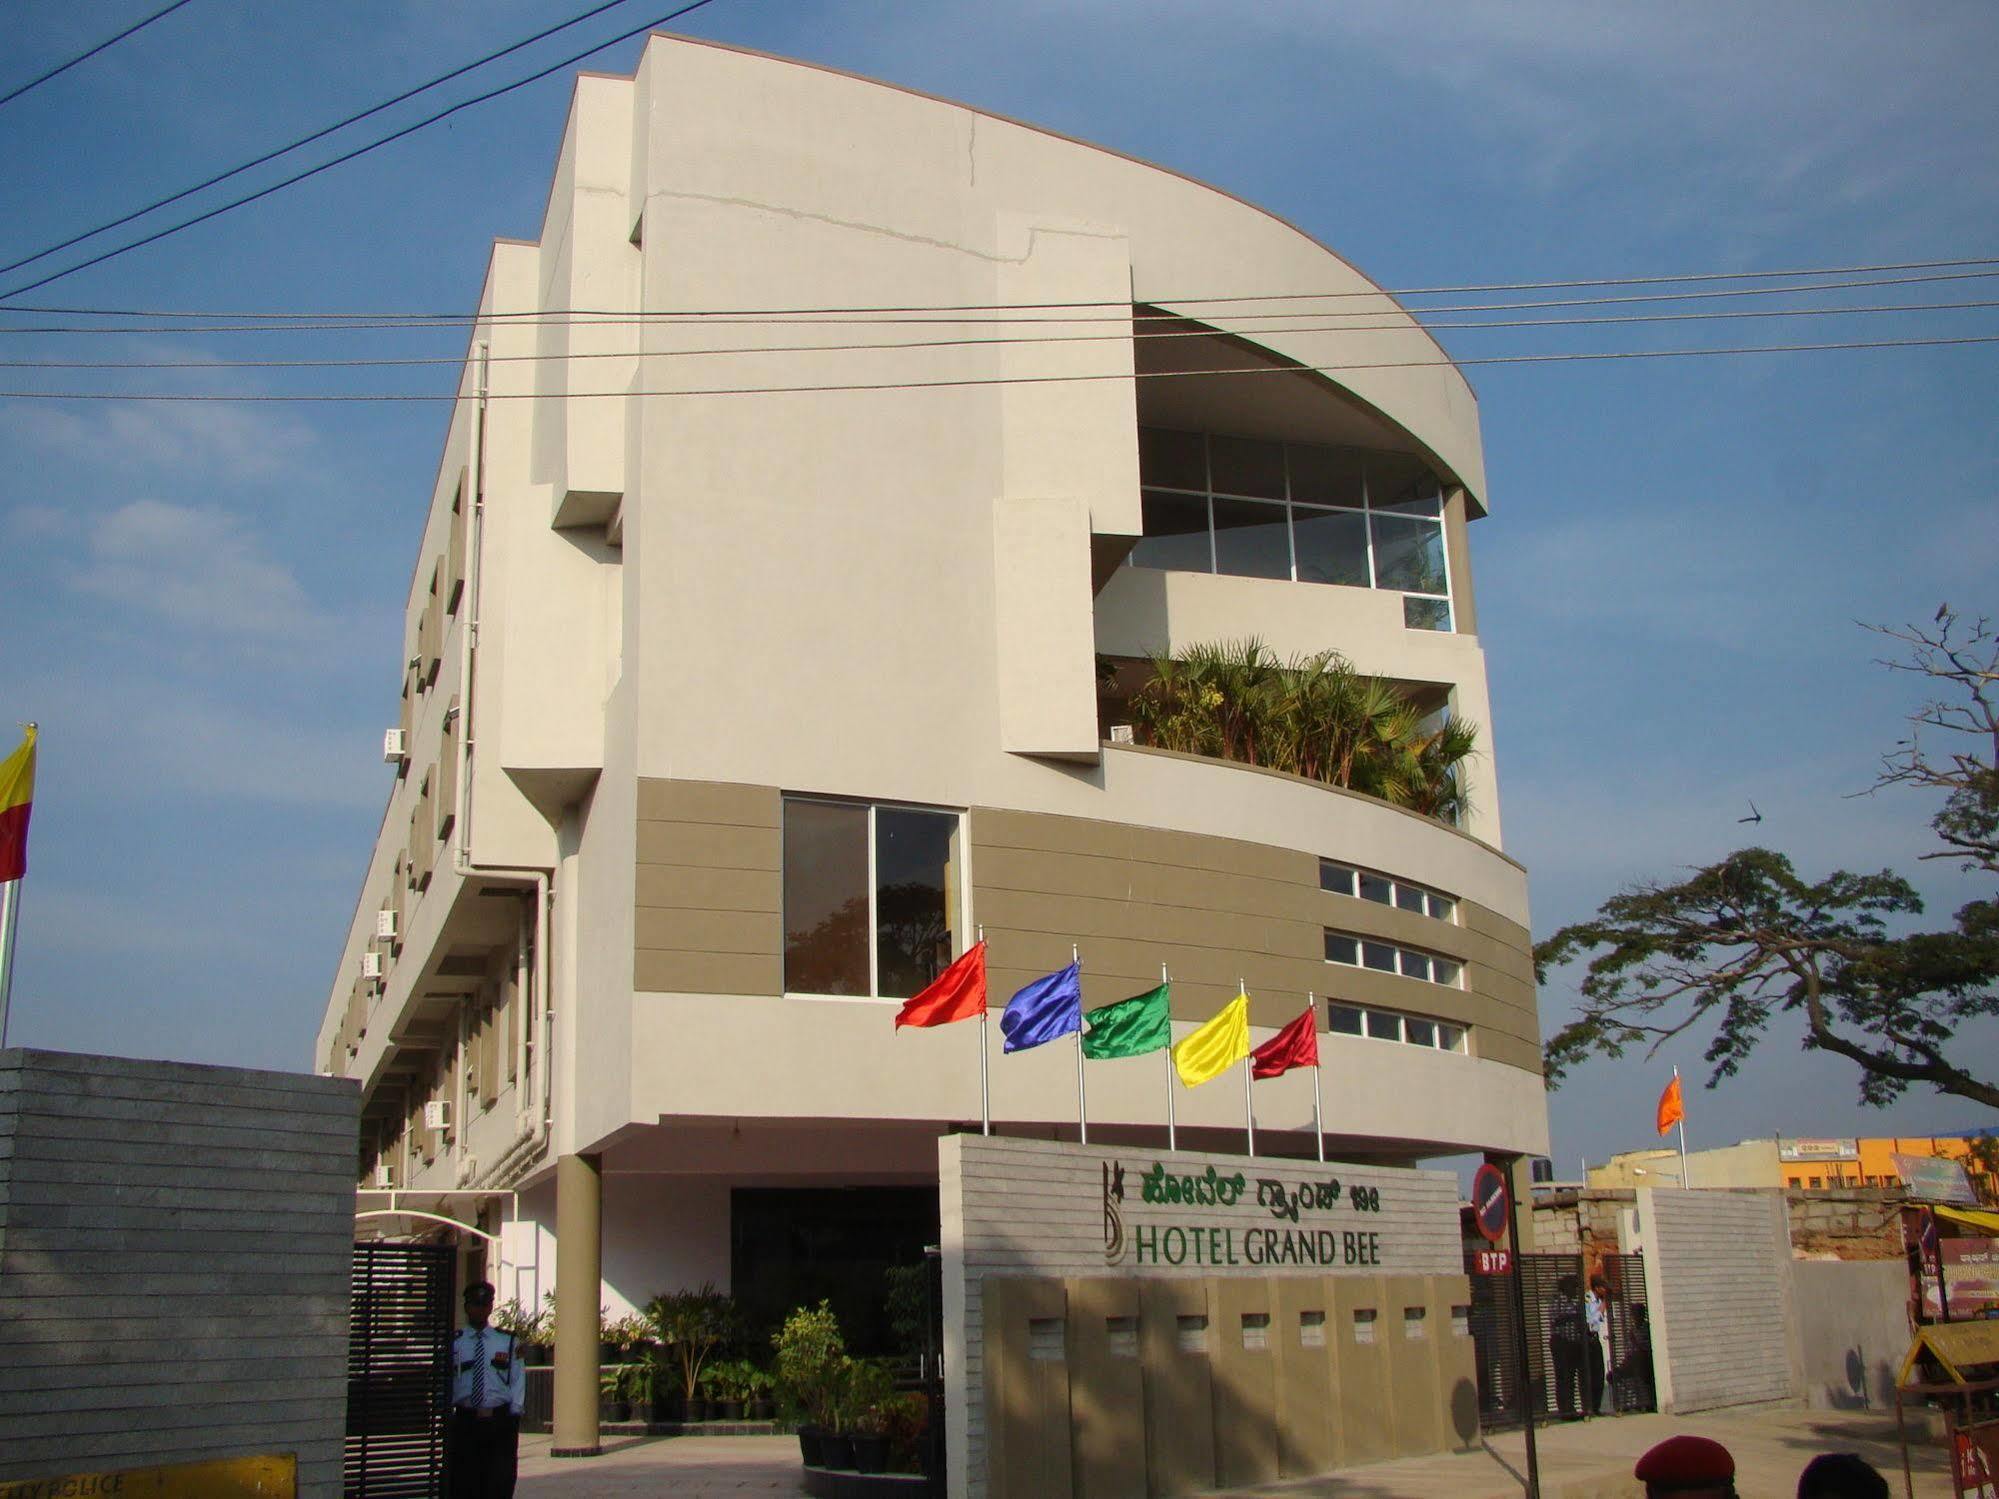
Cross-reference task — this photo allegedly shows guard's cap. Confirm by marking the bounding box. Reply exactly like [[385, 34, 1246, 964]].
[[1635, 1435, 1735, 1491], [462, 1280, 496, 1304]]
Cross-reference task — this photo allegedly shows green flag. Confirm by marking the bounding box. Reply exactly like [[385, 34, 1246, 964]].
[[1081, 982, 1172, 1060]]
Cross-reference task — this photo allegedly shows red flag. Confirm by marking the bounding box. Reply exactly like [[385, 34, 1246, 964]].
[[894, 941, 987, 1029], [1656, 1073, 1684, 1135], [1250, 1006, 1319, 1080]]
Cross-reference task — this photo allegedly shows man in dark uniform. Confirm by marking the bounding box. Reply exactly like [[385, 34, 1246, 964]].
[[448, 1280, 524, 1498]]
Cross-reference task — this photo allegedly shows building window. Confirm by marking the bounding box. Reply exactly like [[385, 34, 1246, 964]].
[[1324, 1000, 1466, 1054], [782, 797, 963, 999], [1129, 427, 1453, 631], [1320, 860, 1457, 922], [1325, 929, 1462, 987]]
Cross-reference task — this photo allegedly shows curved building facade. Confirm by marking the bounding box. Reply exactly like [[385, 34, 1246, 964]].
[[319, 32, 1548, 1459]]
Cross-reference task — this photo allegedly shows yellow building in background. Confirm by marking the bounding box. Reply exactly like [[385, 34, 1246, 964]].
[[1587, 1131, 1996, 1202]]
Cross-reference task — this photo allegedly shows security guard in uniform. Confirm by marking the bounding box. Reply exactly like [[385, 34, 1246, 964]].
[[448, 1280, 524, 1498]]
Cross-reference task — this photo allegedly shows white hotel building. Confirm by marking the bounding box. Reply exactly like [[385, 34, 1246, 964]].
[[319, 34, 1549, 1455]]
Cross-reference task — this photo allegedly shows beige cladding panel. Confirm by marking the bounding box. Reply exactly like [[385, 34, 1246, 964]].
[[984, 1278, 1075, 1499], [1331, 1276, 1396, 1465], [1270, 1277, 1341, 1475], [1139, 1277, 1216, 1497], [1435, 1275, 1480, 1452], [1209, 1278, 1281, 1488], [1065, 1278, 1148, 1499], [635, 778, 783, 995], [974, 804, 1538, 1074], [1383, 1272, 1441, 1456]]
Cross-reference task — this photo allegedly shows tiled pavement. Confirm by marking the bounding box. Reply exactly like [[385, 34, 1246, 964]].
[[517, 1406, 1956, 1496]]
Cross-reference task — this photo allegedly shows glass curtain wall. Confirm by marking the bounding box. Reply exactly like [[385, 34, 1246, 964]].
[[1130, 426, 1454, 631]]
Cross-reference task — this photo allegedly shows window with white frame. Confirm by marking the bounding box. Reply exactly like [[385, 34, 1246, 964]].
[[782, 797, 963, 999], [1324, 999, 1467, 1054], [1129, 427, 1454, 631], [1323, 930, 1462, 988], [1319, 860, 1456, 922]]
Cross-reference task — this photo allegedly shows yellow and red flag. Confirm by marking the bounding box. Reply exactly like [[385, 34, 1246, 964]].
[[1655, 1071, 1684, 1136], [0, 725, 34, 883]]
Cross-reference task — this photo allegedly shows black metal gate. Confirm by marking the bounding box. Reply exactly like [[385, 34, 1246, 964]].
[[1463, 1250, 1583, 1428], [346, 1242, 454, 1498]]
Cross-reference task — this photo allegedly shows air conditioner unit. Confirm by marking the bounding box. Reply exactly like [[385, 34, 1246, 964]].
[[383, 728, 408, 763], [423, 1099, 452, 1131], [361, 951, 384, 979], [1108, 724, 1135, 745], [376, 909, 398, 941], [374, 1162, 394, 1188]]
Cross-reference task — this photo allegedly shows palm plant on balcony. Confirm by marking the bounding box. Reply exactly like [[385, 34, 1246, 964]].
[[1123, 638, 1476, 822]]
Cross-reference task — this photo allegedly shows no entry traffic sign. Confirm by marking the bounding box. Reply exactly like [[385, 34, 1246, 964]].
[[1471, 1162, 1510, 1244]]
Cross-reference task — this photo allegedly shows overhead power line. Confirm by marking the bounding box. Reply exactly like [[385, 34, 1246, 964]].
[[0, 0, 639, 280], [4, 257, 1998, 325], [2, 333, 1994, 402], [0, 0, 196, 110], [0, 0, 726, 303], [4, 297, 1996, 372], [6, 268, 1999, 337]]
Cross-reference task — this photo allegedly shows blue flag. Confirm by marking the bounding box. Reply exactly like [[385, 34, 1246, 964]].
[[1000, 962, 1083, 1053]]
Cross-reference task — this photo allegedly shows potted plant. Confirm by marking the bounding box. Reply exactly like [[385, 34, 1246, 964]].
[[743, 1364, 777, 1421], [845, 1359, 895, 1474], [647, 1283, 738, 1425], [642, 1345, 680, 1423], [876, 1391, 930, 1475], [598, 1364, 634, 1424], [493, 1297, 551, 1365], [773, 1301, 846, 1467], [702, 1358, 748, 1420]]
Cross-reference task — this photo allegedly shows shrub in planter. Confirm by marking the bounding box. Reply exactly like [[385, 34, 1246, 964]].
[[796, 1426, 826, 1467], [876, 1391, 929, 1474], [772, 1301, 846, 1436], [819, 1432, 856, 1470], [647, 1283, 741, 1418]]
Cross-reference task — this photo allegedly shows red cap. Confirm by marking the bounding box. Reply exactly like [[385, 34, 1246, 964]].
[[1635, 1435, 1735, 1489]]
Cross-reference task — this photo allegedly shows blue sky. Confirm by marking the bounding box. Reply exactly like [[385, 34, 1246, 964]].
[[1, 0, 1993, 1169]]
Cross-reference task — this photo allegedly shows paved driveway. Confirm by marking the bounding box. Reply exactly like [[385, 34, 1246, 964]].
[[518, 1434, 809, 1496]]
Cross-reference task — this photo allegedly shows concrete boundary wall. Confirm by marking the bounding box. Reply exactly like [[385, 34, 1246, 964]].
[[0, 1049, 359, 1496], [1790, 1259, 1909, 1412], [1637, 1187, 1800, 1415]]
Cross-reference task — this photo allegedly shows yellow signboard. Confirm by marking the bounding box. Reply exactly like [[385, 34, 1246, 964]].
[[0, 1454, 295, 1499]]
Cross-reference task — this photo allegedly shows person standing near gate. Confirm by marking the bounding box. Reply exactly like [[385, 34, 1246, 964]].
[[1585, 1274, 1612, 1414], [450, 1280, 524, 1498], [1548, 1273, 1589, 1419]]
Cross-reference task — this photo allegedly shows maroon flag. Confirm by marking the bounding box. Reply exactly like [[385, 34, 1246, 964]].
[[1250, 1006, 1319, 1080]]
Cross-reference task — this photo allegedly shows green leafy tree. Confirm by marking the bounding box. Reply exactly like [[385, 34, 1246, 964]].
[[1538, 609, 1999, 1110]]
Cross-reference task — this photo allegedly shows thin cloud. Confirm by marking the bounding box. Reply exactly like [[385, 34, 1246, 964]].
[[71, 498, 333, 645]]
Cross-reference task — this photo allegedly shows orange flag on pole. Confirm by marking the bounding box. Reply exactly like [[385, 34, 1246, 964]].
[[1655, 1072, 1685, 1135]]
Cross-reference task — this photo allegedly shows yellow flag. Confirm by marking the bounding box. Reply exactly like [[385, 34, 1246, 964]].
[[1173, 991, 1249, 1087]]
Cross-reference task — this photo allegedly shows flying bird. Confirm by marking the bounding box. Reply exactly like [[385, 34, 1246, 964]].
[[1738, 801, 1762, 824]]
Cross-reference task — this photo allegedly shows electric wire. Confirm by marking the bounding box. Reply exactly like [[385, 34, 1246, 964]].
[[4, 259, 1998, 327], [0, 0, 726, 304], [2, 333, 1994, 402], [0, 0, 643, 280], [5, 267, 1999, 337], [5, 297, 1997, 372], [0, 0, 197, 110], [5, 256, 1999, 322]]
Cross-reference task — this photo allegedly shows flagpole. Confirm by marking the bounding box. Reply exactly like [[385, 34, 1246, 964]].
[[0, 876, 20, 1049], [977, 926, 990, 1137], [1073, 944, 1087, 1146], [1309, 992, 1324, 1163], [1240, 980, 1255, 1158], [1674, 1065, 1689, 1187], [1162, 963, 1176, 1154]]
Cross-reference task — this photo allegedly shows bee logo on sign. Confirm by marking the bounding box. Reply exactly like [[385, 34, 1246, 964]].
[[1102, 1160, 1127, 1265]]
